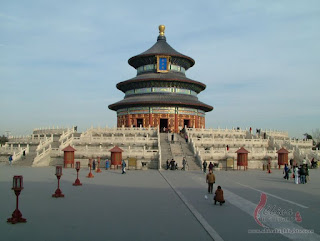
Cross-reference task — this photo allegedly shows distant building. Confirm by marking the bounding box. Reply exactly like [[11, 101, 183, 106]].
[[108, 25, 213, 133]]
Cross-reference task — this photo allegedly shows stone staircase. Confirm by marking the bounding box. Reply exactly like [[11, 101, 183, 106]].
[[174, 134, 201, 171], [160, 133, 200, 171], [13, 145, 38, 166], [160, 133, 173, 169]]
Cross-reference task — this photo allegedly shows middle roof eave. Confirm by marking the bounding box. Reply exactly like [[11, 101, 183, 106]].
[[116, 72, 206, 92]]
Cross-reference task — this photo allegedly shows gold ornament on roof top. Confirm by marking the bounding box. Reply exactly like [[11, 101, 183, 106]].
[[159, 25, 165, 36]]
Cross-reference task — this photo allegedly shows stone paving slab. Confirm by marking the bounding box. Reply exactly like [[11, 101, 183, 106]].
[[0, 165, 211, 241], [161, 168, 320, 241], [0, 164, 319, 241]]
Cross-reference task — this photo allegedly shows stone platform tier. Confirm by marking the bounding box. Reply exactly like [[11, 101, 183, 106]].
[[1, 126, 316, 169], [186, 127, 315, 169]]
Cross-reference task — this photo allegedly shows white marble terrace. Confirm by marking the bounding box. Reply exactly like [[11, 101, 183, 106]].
[[1, 125, 316, 169], [186, 127, 315, 169]]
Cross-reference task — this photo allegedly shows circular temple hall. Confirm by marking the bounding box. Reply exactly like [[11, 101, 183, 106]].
[[108, 25, 213, 133]]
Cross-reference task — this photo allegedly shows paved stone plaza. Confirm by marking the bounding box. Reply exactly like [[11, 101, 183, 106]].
[[0, 164, 319, 241]]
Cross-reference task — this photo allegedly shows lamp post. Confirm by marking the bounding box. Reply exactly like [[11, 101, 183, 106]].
[[87, 159, 94, 178], [73, 161, 82, 186], [96, 157, 102, 173], [7, 175, 27, 224], [52, 166, 65, 197]]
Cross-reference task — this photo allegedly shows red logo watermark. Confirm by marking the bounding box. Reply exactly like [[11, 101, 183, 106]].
[[254, 193, 302, 227], [254, 193, 267, 227], [249, 193, 314, 234]]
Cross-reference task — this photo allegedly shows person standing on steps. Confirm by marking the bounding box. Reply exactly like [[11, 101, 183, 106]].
[[166, 159, 170, 170], [203, 160, 208, 173], [182, 157, 187, 171], [206, 170, 215, 194]]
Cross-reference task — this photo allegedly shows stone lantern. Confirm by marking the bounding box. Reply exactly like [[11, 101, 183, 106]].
[[7, 176, 27, 224], [52, 166, 65, 198]]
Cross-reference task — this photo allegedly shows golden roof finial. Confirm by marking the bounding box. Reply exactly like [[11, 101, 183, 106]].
[[159, 25, 165, 36]]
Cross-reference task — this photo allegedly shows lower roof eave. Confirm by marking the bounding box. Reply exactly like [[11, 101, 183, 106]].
[[108, 102, 213, 113]]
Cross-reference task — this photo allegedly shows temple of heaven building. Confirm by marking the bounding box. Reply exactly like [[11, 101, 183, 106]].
[[108, 25, 213, 133]]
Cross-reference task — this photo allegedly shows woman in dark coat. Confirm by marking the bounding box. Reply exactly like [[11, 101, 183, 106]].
[[214, 186, 225, 205]]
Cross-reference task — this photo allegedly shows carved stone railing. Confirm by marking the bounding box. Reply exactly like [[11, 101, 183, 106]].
[[289, 139, 313, 148], [187, 127, 247, 138], [264, 129, 289, 138], [73, 145, 158, 159], [59, 134, 76, 150], [74, 135, 157, 146], [83, 126, 158, 138], [191, 137, 269, 148], [197, 147, 292, 162], [36, 135, 54, 151], [33, 126, 70, 135], [7, 136, 40, 144], [59, 127, 76, 142], [33, 145, 54, 166], [0, 144, 29, 155]]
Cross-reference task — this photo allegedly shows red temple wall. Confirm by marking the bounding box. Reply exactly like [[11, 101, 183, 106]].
[[117, 113, 205, 133]]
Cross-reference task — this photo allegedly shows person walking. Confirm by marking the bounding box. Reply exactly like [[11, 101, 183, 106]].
[[203, 160, 207, 173], [92, 159, 96, 170], [283, 164, 289, 180], [206, 170, 215, 194], [214, 186, 225, 205], [300, 161, 307, 184], [122, 160, 126, 174]]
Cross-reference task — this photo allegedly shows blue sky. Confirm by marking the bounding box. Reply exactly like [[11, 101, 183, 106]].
[[1, 0, 319, 138]]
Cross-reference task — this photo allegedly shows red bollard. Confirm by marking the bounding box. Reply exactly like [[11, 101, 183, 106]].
[[52, 166, 65, 198], [7, 176, 27, 224], [87, 159, 94, 178], [96, 157, 102, 173], [73, 161, 82, 186]]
